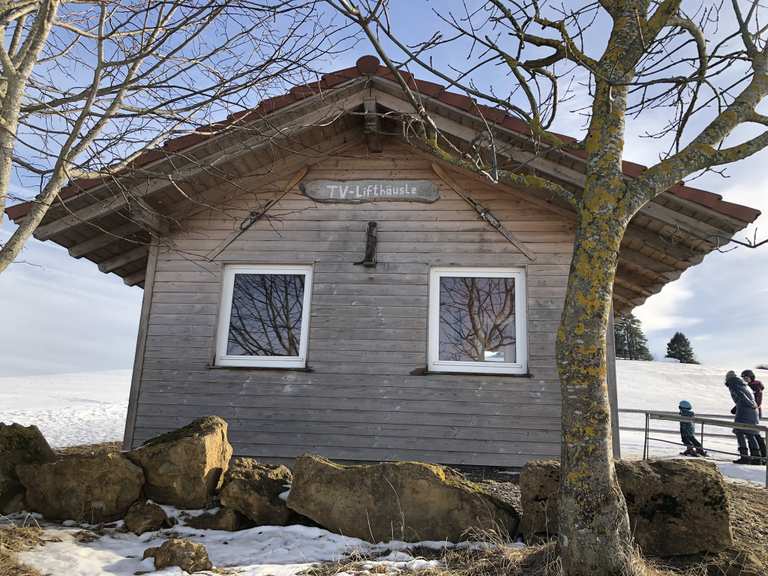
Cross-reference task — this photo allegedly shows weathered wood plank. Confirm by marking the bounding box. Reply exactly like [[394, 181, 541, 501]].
[[135, 416, 562, 442], [123, 245, 158, 449], [138, 366, 559, 388], [136, 382, 559, 404], [137, 394, 560, 417], [133, 399, 561, 426]]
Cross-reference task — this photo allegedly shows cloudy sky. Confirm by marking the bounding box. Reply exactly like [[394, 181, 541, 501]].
[[1, 3, 767, 376]]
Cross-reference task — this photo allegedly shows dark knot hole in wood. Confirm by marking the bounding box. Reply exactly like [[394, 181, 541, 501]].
[[354, 221, 378, 268]]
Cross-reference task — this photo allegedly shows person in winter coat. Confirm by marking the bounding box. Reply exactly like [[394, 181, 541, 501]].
[[725, 370, 763, 465], [741, 369, 767, 460], [741, 370, 764, 417], [678, 400, 708, 456]]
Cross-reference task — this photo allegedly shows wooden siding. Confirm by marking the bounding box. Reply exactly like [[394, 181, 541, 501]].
[[128, 141, 577, 467]]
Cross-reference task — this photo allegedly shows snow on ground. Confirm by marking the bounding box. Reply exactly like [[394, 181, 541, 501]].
[[12, 510, 466, 576], [617, 359, 768, 485], [0, 370, 131, 447]]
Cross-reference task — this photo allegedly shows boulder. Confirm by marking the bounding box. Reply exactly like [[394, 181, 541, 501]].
[[143, 538, 212, 572], [287, 454, 518, 542], [518, 460, 560, 542], [126, 416, 232, 509], [185, 507, 247, 531], [0, 423, 56, 513], [219, 458, 295, 525], [124, 501, 173, 535], [616, 459, 732, 556], [519, 459, 732, 556], [16, 452, 144, 523]]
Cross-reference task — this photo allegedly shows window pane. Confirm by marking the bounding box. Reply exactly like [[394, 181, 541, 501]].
[[438, 276, 517, 363], [227, 273, 305, 357]]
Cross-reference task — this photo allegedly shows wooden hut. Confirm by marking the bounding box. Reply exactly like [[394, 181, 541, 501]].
[[7, 56, 761, 468]]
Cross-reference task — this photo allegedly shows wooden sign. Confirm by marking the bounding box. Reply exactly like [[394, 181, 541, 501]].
[[300, 180, 440, 203]]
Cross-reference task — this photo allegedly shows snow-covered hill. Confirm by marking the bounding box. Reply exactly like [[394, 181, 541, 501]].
[[617, 359, 768, 416], [0, 370, 131, 447]]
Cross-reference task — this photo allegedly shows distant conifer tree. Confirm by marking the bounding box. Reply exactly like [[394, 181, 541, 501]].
[[614, 314, 653, 360], [666, 332, 698, 364]]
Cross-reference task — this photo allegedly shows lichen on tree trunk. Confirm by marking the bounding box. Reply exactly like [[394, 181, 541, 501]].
[[555, 66, 638, 574], [556, 206, 635, 575]]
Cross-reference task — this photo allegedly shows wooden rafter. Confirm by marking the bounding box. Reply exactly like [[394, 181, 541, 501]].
[[33, 88, 368, 240]]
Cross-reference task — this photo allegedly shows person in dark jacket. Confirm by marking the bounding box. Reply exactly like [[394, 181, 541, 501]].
[[678, 400, 707, 456], [725, 371, 763, 464], [741, 370, 764, 417], [741, 369, 767, 461]]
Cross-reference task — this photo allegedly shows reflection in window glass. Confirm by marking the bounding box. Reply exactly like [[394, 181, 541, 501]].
[[227, 273, 305, 357], [438, 276, 516, 363]]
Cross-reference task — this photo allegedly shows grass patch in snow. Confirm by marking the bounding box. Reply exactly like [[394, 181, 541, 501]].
[[309, 542, 679, 576], [0, 519, 45, 576]]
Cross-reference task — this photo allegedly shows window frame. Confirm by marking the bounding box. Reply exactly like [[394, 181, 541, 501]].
[[427, 267, 528, 375], [215, 264, 313, 368]]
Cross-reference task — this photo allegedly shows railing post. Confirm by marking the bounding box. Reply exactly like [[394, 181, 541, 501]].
[[765, 430, 768, 489], [643, 412, 650, 460], [700, 421, 705, 448]]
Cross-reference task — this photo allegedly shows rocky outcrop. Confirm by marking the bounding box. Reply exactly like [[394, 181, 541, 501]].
[[16, 452, 144, 523], [0, 423, 56, 514], [219, 458, 294, 526], [127, 416, 232, 509], [287, 454, 518, 542], [185, 507, 247, 531], [519, 459, 732, 556], [124, 501, 173, 535], [143, 538, 212, 572]]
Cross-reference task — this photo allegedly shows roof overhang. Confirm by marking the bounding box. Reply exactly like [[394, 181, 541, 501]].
[[6, 57, 760, 313]]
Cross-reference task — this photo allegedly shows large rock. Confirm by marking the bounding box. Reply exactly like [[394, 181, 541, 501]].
[[0, 423, 56, 513], [617, 459, 732, 556], [519, 459, 732, 556], [127, 416, 232, 509], [124, 500, 173, 535], [16, 452, 144, 523], [518, 460, 560, 543], [143, 538, 212, 572], [287, 454, 518, 542], [185, 507, 247, 531], [219, 458, 294, 525]]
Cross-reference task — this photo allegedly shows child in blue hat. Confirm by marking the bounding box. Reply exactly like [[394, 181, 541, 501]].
[[679, 400, 708, 457]]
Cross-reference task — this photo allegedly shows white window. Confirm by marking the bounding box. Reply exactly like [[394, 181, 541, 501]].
[[215, 265, 313, 368], [428, 268, 527, 374]]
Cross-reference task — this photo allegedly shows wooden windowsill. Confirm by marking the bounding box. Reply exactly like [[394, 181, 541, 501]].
[[206, 364, 314, 373], [410, 367, 532, 378]]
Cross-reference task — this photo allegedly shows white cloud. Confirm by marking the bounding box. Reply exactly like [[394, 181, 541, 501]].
[[692, 334, 713, 342], [634, 281, 702, 333], [0, 221, 142, 376]]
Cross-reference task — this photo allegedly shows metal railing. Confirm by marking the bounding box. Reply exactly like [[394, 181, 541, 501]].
[[618, 408, 768, 487]]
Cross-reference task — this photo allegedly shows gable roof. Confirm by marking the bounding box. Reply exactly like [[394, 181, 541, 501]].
[[5, 56, 761, 312], [7, 55, 758, 224]]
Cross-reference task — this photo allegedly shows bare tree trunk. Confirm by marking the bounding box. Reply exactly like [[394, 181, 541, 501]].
[[556, 206, 634, 575], [555, 73, 636, 575]]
